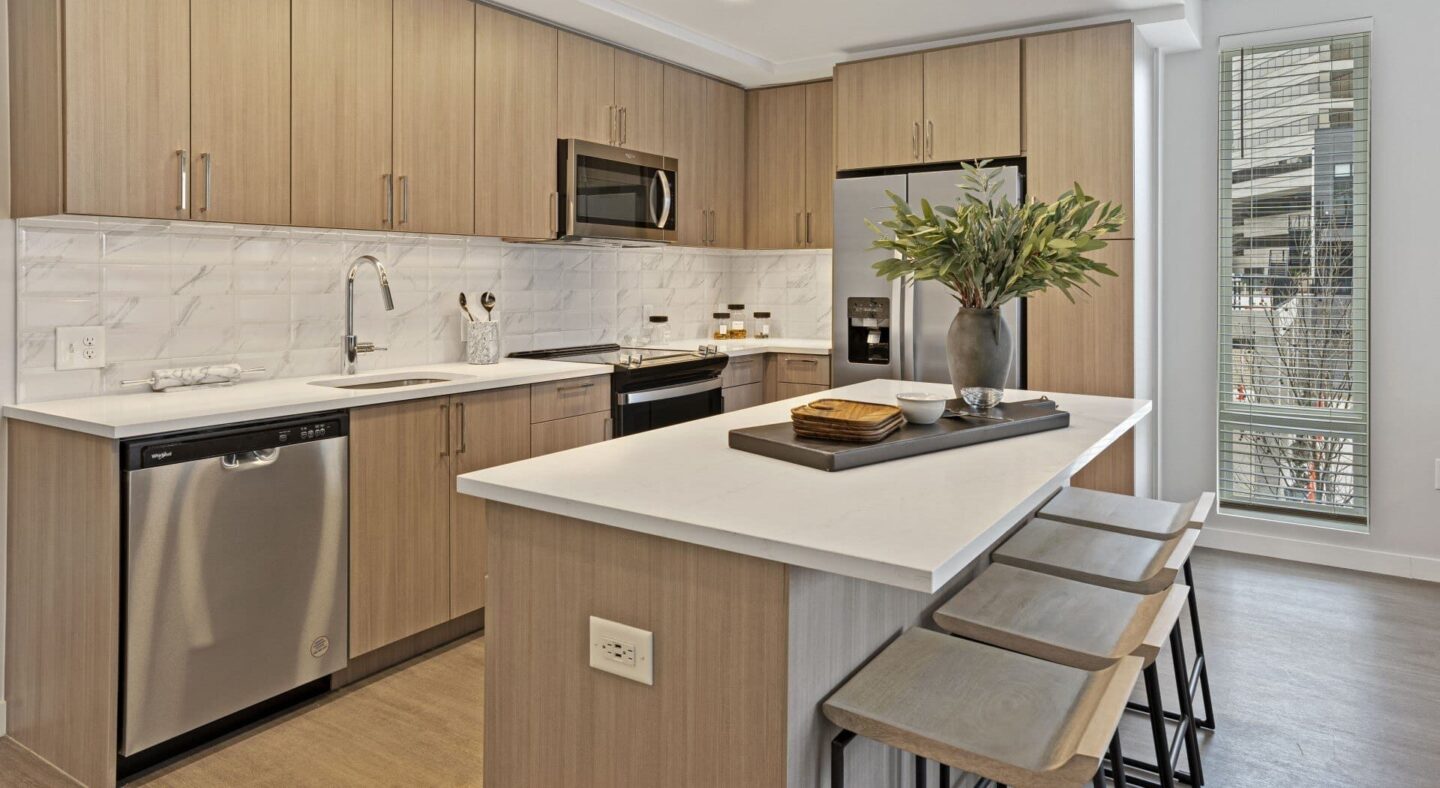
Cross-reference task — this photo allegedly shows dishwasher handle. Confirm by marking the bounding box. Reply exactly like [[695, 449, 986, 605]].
[[220, 447, 281, 470]]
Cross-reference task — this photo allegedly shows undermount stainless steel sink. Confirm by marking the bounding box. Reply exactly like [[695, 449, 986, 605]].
[[309, 372, 474, 390]]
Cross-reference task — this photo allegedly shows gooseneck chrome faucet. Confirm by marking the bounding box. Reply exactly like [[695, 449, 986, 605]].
[[344, 255, 396, 374]]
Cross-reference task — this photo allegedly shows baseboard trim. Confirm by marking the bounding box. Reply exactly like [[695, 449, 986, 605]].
[[1199, 527, 1440, 583]]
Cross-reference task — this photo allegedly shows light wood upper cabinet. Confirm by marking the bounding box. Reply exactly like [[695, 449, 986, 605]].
[[745, 85, 807, 249], [923, 39, 1021, 163], [63, 0, 191, 219], [708, 79, 746, 249], [449, 387, 531, 618], [475, 5, 558, 240], [190, 0, 291, 225], [394, 0, 476, 236], [664, 65, 709, 247], [349, 398, 453, 657], [1024, 23, 1133, 238], [804, 80, 835, 247], [834, 53, 923, 171], [615, 49, 664, 153], [558, 31, 616, 145], [291, 0, 393, 231]]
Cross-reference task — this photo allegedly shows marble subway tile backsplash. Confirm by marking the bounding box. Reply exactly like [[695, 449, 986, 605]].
[[15, 217, 832, 403]]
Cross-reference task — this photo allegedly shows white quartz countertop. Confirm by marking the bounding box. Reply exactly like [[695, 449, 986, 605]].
[[3, 359, 605, 439], [459, 379, 1150, 593]]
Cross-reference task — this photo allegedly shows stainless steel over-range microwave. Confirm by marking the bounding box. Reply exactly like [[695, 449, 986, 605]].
[[556, 139, 677, 245]]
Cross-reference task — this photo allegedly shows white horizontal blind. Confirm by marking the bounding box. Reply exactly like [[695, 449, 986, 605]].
[[1218, 31, 1370, 526]]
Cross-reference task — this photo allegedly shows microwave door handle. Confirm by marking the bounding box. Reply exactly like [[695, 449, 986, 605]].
[[647, 170, 660, 228], [656, 170, 672, 229]]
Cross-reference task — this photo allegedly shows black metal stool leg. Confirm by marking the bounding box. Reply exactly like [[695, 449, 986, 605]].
[[1183, 559, 1217, 731], [915, 754, 927, 788], [1109, 731, 1129, 788], [831, 730, 855, 788], [1169, 627, 1205, 786], [1094, 767, 1107, 788], [938, 764, 950, 786], [1142, 663, 1177, 788]]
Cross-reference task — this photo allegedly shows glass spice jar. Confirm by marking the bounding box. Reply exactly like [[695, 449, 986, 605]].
[[712, 312, 731, 341], [646, 315, 671, 345], [726, 304, 747, 339], [753, 311, 771, 339]]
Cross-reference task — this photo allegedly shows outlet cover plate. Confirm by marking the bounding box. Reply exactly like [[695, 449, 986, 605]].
[[55, 325, 105, 370], [589, 616, 653, 685]]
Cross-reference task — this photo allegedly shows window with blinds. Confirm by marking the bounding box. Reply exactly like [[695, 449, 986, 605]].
[[1218, 31, 1370, 527]]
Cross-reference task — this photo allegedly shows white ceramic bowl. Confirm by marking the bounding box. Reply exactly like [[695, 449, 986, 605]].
[[895, 392, 947, 425]]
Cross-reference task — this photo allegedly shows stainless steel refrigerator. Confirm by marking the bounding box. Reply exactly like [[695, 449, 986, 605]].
[[831, 166, 1024, 388]]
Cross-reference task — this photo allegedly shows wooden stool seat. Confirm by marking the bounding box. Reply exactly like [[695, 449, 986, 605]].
[[934, 564, 1190, 671], [992, 518, 1200, 595], [823, 628, 1140, 788], [1041, 488, 1215, 540]]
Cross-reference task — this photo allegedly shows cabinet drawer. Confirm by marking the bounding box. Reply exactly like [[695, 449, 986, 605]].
[[776, 381, 829, 400], [775, 354, 830, 386], [720, 354, 765, 388], [531, 375, 611, 422], [723, 382, 764, 412], [531, 411, 610, 457]]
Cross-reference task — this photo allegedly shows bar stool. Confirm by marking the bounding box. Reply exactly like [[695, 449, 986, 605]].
[[824, 627, 1141, 788], [1040, 489, 1217, 731], [934, 563, 1203, 788], [991, 517, 1199, 595]]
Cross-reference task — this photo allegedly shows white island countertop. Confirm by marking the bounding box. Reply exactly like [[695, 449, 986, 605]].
[[3, 359, 604, 439], [459, 378, 1150, 593]]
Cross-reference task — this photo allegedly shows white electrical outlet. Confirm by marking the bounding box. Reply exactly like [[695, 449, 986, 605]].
[[589, 616, 653, 685], [55, 326, 106, 370]]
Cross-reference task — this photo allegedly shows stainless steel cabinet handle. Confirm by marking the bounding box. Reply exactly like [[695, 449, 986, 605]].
[[399, 175, 410, 225], [556, 381, 596, 392], [925, 120, 934, 158], [912, 122, 920, 160], [177, 149, 189, 212], [200, 152, 212, 214], [456, 401, 467, 454], [440, 402, 451, 458], [708, 209, 716, 245], [383, 174, 394, 227], [620, 106, 628, 146], [795, 212, 802, 245], [609, 105, 617, 145], [805, 211, 812, 245], [789, 358, 818, 365]]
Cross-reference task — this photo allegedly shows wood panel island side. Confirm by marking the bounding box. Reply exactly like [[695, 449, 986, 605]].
[[457, 378, 1151, 788]]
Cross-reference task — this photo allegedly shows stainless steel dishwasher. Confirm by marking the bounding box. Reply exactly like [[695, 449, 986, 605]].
[[121, 412, 349, 757]]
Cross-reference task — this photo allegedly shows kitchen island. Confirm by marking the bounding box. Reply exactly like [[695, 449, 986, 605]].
[[458, 378, 1149, 787]]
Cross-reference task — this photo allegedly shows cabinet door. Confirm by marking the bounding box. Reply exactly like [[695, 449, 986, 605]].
[[292, 0, 393, 231], [775, 381, 829, 400], [531, 412, 610, 457], [64, 0, 190, 219], [615, 49, 664, 153], [707, 79, 747, 248], [191, 0, 290, 225], [745, 85, 806, 250], [804, 80, 835, 247], [664, 65, 709, 247], [394, 0, 476, 235], [922, 39, 1021, 163], [833, 53, 923, 171], [450, 388, 531, 617], [723, 382, 764, 412], [1024, 24, 1133, 238], [349, 399, 452, 657], [476, 6, 558, 240], [558, 31, 616, 145]]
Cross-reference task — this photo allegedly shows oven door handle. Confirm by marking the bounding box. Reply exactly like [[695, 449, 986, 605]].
[[616, 376, 720, 405], [655, 170, 672, 229]]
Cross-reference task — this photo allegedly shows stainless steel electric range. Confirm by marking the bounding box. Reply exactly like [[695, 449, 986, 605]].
[[510, 344, 729, 437]]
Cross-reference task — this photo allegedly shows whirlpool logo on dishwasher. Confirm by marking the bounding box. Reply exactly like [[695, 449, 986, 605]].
[[150, 450, 174, 461]]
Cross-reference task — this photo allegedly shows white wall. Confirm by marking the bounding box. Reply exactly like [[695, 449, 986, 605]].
[[1161, 0, 1440, 578]]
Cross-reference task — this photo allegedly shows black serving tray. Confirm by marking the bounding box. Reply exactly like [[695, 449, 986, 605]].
[[728, 397, 1069, 471]]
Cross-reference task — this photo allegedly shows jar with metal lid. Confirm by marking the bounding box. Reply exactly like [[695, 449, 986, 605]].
[[726, 304, 748, 339], [753, 311, 772, 339], [646, 315, 671, 345], [713, 312, 731, 340]]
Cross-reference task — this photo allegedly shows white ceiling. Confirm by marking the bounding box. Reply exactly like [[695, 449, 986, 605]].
[[492, 0, 1199, 86]]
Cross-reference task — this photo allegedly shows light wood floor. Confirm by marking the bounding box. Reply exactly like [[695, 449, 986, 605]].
[[3, 550, 1440, 786]]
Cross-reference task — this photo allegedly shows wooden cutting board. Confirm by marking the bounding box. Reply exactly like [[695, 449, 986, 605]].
[[791, 399, 904, 443]]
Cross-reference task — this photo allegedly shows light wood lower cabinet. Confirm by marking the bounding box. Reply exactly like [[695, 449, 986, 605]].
[[775, 353, 832, 386], [532, 411, 610, 456], [723, 382, 765, 412], [449, 387, 531, 617], [532, 376, 612, 422], [776, 381, 829, 400], [348, 397, 452, 658]]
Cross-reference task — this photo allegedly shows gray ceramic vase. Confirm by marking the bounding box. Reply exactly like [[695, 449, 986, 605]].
[[945, 307, 1012, 397]]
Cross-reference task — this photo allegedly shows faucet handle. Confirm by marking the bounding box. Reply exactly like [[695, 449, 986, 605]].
[[355, 342, 388, 354]]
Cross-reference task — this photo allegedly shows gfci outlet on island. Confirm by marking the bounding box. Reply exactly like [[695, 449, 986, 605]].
[[55, 325, 106, 370], [589, 616, 653, 685]]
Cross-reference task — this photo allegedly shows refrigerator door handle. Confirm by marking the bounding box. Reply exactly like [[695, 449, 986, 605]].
[[898, 275, 916, 381]]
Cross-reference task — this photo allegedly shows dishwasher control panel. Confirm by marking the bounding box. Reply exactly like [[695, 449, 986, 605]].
[[123, 412, 349, 470]]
